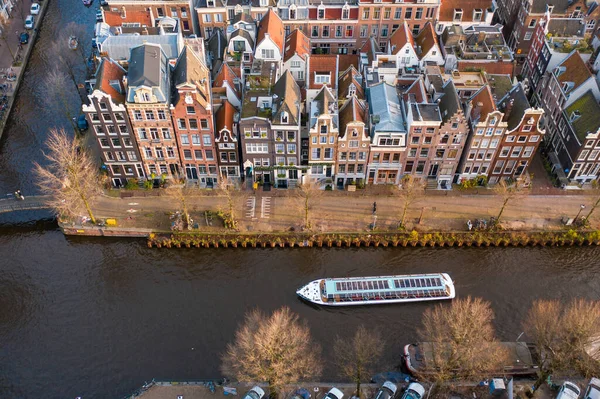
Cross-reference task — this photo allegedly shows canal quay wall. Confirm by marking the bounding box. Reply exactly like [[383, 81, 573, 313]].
[[59, 222, 600, 248], [0, 0, 49, 140]]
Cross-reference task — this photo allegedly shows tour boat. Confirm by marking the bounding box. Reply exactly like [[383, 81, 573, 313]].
[[296, 273, 455, 306]]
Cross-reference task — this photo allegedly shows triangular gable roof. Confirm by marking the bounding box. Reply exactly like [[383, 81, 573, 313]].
[[339, 96, 367, 139], [214, 62, 240, 99], [231, 29, 255, 49], [415, 22, 439, 60], [172, 46, 211, 107], [555, 51, 592, 92], [94, 57, 127, 104], [468, 84, 497, 123], [438, 80, 461, 123], [403, 77, 427, 103], [338, 65, 364, 100], [309, 54, 339, 89], [216, 100, 236, 135], [389, 21, 414, 55], [257, 8, 284, 53], [284, 28, 310, 62], [272, 70, 302, 124]]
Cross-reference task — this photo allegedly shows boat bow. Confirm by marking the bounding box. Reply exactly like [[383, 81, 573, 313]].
[[296, 280, 322, 304]]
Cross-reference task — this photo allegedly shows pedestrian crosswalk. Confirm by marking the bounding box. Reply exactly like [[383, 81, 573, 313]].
[[261, 197, 271, 219], [245, 197, 256, 219]]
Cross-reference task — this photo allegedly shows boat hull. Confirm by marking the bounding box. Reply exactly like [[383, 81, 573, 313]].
[[296, 273, 455, 307]]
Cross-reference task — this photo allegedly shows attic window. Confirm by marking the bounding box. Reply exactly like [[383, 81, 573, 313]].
[[570, 110, 581, 122], [342, 4, 350, 19], [453, 9, 463, 22], [315, 73, 330, 84], [547, 5, 554, 13], [290, 5, 297, 20], [348, 84, 356, 97], [281, 111, 289, 123], [473, 9, 482, 21], [318, 5, 325, 19], [207, 0, 214, 6]]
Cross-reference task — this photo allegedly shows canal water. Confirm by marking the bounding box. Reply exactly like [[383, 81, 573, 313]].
[[1, 2, 600, 399]]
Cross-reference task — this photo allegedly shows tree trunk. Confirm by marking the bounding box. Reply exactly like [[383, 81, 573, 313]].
[[400, 202, 408, 227], [586, 196, 600, 221], [496, 198, 510, 223], [304, 196, 309, 229], [82, 195, 96, 224]]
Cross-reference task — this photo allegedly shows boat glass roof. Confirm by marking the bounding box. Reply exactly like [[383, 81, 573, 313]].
[[325, 275, 447, 295]]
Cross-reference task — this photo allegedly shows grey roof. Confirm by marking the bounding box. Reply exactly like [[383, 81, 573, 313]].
[[547, 18, 586, 37], [206, 28, 227, 78], [231, 29, 255, 49], [411, 103, 442, 122], [102, 33, 181, 61], [232, 12, 254, 25], [127, 44, 171, 103], [310, 85, 338, 128], [531, 0, 571, 14], [498, 84, 531, 131], [367, 82, 406, 133], [438, 80, 460, 123], [427, 74, 444, 93], [272, 70, 301, 125]]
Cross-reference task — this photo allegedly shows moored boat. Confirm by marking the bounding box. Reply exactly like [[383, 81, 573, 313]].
[[296, 273, 455, 306]]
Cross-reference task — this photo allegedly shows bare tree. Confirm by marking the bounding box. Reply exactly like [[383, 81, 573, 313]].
[[334, 325, 385, 398], [525, 299, 600, 379], [493, 179, 527, 224], [44, 69, 79, 133], [397, 175, 425, 228], [217, 177, 245, 229], [33, 128, 101, 224], [221, 307, 322, 397], [0, 16, 16, 62], [296, 180, 322, 230], [166, 179, 193, 229], [585, 182, 600, 224], [419, 296, 508, 383]]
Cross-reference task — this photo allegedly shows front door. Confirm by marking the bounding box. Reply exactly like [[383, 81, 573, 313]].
[[337, 177, 344, 189], [325, 166, 332, 177], [263, 173, 271, 184], [428, 164, 439, 177]]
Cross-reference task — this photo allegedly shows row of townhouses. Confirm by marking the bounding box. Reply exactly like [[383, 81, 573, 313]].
[[85, 0, 600, 189]]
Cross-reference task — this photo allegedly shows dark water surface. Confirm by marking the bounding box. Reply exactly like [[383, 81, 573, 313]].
[[1, 2, 600, 399]]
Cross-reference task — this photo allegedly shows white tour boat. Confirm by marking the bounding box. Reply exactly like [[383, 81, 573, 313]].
[[296, 273, 455, 306]]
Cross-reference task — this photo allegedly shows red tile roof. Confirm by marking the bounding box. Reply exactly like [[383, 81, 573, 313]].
[[257, 8, 285, 53], [308, 7, 358, 20], [284, 29, 310, 62], [214, 63, 240, 98], [415, 22, 439, 60], [338, 54, 359, 74], [469, 84, 496, 121], [389, 21, 414, 55], [457, 61, 515, 77], [438, 0, 492, 23], [309, 54, 339, 90], [556, 51, 592, 91], [403, 78, 427, 103], [103, 9, 153, 27], [96, 58, 127, 103], [216, 100, 235, 133], [338, 66, 364, 100]]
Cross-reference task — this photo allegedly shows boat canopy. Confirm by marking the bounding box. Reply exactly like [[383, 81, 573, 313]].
[[325, 275, 447, 296]]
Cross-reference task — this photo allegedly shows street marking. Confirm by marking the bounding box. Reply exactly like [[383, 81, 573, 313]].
[[128, 202, 139, 206], [246, 197, 256, 219], [261, 197, 271, 219]]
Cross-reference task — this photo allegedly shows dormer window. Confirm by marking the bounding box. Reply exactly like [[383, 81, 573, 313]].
[[352, 129, 358, 137], [318, 5, 325, 19], [562, 82, 573, 93], [547, 4, 554, 13], [290, 4, 297, 20], [473, 9, 482, 21], [207, 0, 214, 6], [342, 4, 350, 19], [348, 84, 356, 97], [281, 111, 289, 124], [453, 8, 463, 22], [489, 117, 496, 126], [315, 73, 330, 84], [570, 111, 581, 122], [259, 0, 268, 7]]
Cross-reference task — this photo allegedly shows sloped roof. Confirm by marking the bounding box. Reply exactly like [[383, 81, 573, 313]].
[[206, 28, 226, 76], [531, 0, 571, 14], [216, 100, 236, 134], [439, 0, 492, 22], [232, 12, 254, 25], [231, 29, 255, 49], [565, 90, 600, 141], [469, 84, 496, 123], [547, 18, 586, 37], [102, 33, 181, 61], [438, 80, 461, 123], [213, 62, 240, 98], [415, 22, 439, 60], [339, 96, 367, 138], [257, 8, 284, 53], [555, 51, 592, 92], [127, 43, 170, 103], [338, 65, 364, 100], [172, 46, 211, 107], [309, 54, 339, 89], [499, 84, 532, 130], [272, 70, 302, 125], [367, 82, 406, 133], [311, 85, 338, 128], [284, 28, 310, 62], [402, 77, 427, 103], [338, 54, 360, 74], [94, 57, 127, 103], [389, 21, 414, 55]]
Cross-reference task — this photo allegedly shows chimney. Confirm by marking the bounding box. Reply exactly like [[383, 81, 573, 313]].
[[121, 6, 126, 19], [122, 75, 128, 89]]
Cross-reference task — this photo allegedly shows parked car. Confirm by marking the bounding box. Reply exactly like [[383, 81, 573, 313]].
[[19, 32, 29, 44], [584, 378, 600, 399], [557, 382, 581, 399], [374, 381, 398, 399], [24, 15, 34, 29], [30, 3, 40, 15], [77, 114, 89, 132], [324, 388, 344, 399], [242, 386, 265, 399], [400, 383, 425, 399]]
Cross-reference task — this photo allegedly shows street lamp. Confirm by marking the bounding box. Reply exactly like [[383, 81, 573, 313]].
[[575, 204, 586, 221]]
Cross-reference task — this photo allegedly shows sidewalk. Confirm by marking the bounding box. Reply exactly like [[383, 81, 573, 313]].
[[89, 190, 600, 233]]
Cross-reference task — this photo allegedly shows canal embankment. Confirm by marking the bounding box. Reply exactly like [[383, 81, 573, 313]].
[[0, 0, 49, 140]]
